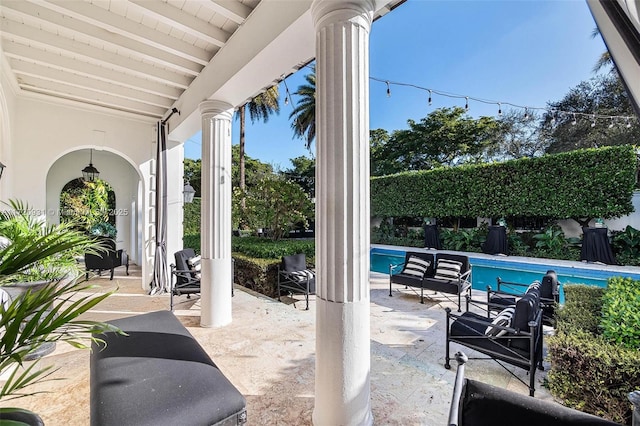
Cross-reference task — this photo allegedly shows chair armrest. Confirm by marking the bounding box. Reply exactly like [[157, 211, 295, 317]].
[[389, 262, 404, 274]]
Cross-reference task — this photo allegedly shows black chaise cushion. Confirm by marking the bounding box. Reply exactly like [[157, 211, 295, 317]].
[[457, 378, 619, 426], [91, 311, 246, 426]]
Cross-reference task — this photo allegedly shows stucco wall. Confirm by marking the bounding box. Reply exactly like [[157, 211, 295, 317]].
[[1, 93, 187, 289]]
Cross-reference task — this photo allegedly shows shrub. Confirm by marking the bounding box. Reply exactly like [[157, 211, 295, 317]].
[[546, 330, 640, 425], [555, 284, 606, 335], [231, 237, 314, 259], [600, 277, 640, 349], [232, 254, 280, 298], [547, 283, 640, 424], [611, 226, 640, 266]]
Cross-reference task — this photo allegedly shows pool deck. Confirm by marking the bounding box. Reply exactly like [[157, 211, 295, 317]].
[[0, 265, 558, 426]]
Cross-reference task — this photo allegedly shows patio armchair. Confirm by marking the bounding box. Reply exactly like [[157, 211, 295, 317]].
[[170, 248, 201, 310], [447, 351, 620, 426], [84, 237, 129, 281], [445, 282, 544, 396], [277, 253, 316, 310], [487, 270, 559, 327]]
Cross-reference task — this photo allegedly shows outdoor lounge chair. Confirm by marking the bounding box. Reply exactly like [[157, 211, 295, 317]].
[[277, 253, 316, 310], [84, 237, 129, 281], [487, 270, 559, 327], [447, 351, 621, 426], [170, 248, 201, 310], [445, 282, 544, 396], [389, 252, 471, 311]]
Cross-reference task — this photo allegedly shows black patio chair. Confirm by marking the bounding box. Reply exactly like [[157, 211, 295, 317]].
[[84, 236, 129, 281], [170, 248, 201, 310], [445, 283, 544, 396], [277, 253, 315, 310], [448, 351, 621, 426], [487, 270, 559, 327]]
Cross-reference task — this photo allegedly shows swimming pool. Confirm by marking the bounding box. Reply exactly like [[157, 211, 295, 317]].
[[371, 246, 640, 304]]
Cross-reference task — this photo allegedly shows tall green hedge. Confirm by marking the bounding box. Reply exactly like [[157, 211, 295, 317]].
[[371, 145, 638, 219]]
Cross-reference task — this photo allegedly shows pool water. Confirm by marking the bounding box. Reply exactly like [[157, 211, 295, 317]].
[[371, 247, 640, 304]]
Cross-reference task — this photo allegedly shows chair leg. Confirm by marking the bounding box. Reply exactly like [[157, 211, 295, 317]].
[[110, 268, 114, 280], [420, 286, 424, 304], [389, 278, 393, 297], [444, 308, 451, 369], [85, 271, 89, 281], [457, 292, 462, 312], [125, 264, 129, 276]]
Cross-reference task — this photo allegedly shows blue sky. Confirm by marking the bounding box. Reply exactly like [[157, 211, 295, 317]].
[[184, 0, 606, 170]]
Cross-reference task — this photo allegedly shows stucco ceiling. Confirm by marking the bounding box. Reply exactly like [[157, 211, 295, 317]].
[[0, 0, 260, 119], [0, 0, 406, 139]]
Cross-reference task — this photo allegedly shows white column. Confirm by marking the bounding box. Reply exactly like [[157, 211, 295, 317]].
[[312, 1, 374, 425], [199, 100, 233, 328]]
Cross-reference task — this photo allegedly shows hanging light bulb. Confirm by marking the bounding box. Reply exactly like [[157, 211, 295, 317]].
[[626, 118, 632, 128], [284, 93, 289, 105], [549, 110, 556, 125], [571, 113, 577, 126], [497, 102, 502, 116], [591, 115, 597, 127], [428, 90, 432, 106], [464, 97, 469, 111], [523, 107, 529, 119], [608, 118, 615, 128], [385, 81, 391, 97]]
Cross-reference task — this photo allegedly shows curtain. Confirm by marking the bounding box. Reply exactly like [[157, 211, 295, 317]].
[[149, 120, 169, 295]]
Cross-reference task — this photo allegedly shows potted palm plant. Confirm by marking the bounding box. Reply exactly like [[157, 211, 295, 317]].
[[0, 200, 120, 425]]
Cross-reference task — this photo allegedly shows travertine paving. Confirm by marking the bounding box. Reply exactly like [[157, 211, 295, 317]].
[[0, 266, 552, 425]]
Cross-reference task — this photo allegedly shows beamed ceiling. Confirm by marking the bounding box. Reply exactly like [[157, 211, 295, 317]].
[[0, 0, 259, 119]]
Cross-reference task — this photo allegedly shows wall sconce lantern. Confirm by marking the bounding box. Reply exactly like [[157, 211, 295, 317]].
[[183, 182, 196, 203], [81, 149, 100, 182]]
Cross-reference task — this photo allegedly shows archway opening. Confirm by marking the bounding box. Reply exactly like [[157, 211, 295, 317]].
[[60, 178, 117, 237]]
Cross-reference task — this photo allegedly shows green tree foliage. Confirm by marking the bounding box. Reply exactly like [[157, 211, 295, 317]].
[[371, 145, 637, 222], [184, 158, 201, 197], [544, 74, 640, 153], [231, 144, 273, 190], [369, 107, 500, 175], [289, 67, 316, 149], [59, 178, 115, 232], [237, 85, 280, 194], [600, 277, 640, 349], [282, 155, 315, 197], [236, 176, 314, 241], [487, 109, 549, 160]]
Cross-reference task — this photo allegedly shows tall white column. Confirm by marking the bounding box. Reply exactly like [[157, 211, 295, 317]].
[[312, 1, 375, 425], [199, 100, 233, 328]]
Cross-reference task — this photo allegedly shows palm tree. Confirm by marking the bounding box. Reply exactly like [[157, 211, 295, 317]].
[[591, 27, 613, 73], [237, 85, 280, 194], [289, 67, 316, 149]]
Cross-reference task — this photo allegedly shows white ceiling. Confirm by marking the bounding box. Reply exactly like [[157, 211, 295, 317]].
[[1, 0, 259, 119], [1, 0, 407, 139]]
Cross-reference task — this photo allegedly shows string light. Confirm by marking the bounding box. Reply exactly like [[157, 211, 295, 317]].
[[608, 118, 615, 128], [367, 75, 638, 128], [464, 96, 469, 111]]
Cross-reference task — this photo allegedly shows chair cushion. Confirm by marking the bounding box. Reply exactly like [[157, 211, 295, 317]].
[[289, 269, 315, 282], [485, 306, 515, 337], [402, 255, 430, 278], [281, 254, 307, 272], [434, 259, 462, 280], [187, 255, 201, 279]]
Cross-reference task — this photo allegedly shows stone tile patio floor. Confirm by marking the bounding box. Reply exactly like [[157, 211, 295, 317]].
[[0, 266, 554, 425]]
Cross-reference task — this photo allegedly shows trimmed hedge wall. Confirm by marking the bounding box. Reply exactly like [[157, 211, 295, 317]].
[[371, 145, 637, 219], [547, 283, 640, 425]]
